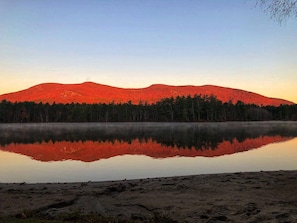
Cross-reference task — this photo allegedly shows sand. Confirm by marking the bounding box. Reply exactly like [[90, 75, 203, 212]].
[[0, 170, 296, 222]]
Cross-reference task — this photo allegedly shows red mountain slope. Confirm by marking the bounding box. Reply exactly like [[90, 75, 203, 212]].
[[0, 82, 293, 106]]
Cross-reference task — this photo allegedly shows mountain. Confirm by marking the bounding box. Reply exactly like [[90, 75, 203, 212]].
[[0, 82, 293, 106]]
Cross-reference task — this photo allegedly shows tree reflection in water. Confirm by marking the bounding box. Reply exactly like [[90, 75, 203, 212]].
[[0, 122, 297, 162]]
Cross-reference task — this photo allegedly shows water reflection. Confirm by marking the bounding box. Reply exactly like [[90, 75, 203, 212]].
[[0, 122, 297, 162]]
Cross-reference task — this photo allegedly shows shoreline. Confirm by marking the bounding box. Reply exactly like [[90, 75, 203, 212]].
[[1, 170, 296, 222]]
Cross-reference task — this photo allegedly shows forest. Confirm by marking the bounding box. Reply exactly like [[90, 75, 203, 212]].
[[0, 95, 296, 123]]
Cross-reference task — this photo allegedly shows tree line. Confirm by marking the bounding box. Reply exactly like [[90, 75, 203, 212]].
[[0, 95, 296, 123]]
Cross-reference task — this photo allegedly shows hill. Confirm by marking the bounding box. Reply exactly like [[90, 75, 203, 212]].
[[0, 82, 293, 106]]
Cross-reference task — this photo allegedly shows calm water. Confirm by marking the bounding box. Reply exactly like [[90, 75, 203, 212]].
[[0, 121, 297, 183]]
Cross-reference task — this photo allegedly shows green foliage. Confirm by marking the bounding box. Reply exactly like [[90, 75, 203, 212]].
[[0, 97, 296, 123]]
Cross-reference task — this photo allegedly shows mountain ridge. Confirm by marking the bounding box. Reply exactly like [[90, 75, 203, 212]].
[[0, 82, 294, 106]]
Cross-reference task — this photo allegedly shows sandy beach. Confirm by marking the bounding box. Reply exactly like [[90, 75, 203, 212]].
[[0, 170, 296, 222]]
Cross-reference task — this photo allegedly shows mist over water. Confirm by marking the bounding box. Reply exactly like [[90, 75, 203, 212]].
[[0, 121, 297, 183]]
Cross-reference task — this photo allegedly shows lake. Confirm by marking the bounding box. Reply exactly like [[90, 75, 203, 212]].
[[0, 121, 297, 183]]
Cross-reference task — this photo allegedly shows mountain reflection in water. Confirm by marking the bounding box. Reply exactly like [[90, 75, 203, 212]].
[[0, 122, 296, 162]]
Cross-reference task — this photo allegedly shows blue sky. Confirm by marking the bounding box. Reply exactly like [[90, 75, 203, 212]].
[[1, 0, 296, 102]]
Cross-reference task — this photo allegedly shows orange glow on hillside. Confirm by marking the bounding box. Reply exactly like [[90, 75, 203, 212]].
[[0, 82, 293, 106]]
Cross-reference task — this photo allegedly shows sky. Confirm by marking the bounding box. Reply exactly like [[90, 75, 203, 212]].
[[0, 0, 297, 103]]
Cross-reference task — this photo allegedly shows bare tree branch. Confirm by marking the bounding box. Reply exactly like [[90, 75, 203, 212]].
[[256, 0, 297, 23]]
